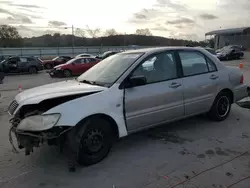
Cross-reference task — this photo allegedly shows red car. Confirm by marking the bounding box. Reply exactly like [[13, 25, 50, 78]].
[[49, 57, 100, 77], [42, 56, 72, 69]]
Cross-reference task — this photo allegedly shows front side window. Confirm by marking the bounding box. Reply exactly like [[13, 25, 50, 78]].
[[179, 51, 209, 76], [73, 58, 84, 64], [132, 52, 177, 84]]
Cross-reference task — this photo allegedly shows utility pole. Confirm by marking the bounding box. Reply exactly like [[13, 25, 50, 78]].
[[72, 25, 75, 56], [123, 32, 126, 50]]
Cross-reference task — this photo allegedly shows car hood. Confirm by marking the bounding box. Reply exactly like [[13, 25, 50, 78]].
[[54, 64, 67, 69], [15, 79, 107, 104], [41, 60, 53, 64]]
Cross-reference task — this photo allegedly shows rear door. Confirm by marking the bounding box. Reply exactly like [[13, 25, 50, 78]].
[[178, 50, 219, 116], [19, 57, 28, 71]]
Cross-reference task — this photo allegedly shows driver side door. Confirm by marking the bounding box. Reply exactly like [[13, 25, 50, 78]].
[[124, 51, 184, 133]]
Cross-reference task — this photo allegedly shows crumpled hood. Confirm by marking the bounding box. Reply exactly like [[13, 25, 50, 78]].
[[15, 79, 106, 104], [41, 60, 53, 64], [54, 64, 67, 69]]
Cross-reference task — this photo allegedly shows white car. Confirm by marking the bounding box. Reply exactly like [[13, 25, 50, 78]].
[[75, 53, 94, 58], [8, 47, 248, 169]]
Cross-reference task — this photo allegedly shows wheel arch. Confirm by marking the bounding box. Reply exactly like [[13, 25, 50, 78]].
[[218, 88, 234, 103], [75, 113, 120, 141]]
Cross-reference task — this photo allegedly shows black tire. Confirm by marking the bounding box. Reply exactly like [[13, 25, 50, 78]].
[[63, 69, 72, 77], [208, 91, 232, 121], [29, 66, 37, 74], [77, 118, 114, 166], [45, 63, 52, 69]]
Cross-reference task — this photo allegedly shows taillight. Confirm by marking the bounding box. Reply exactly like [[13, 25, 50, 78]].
[[240, 74, 244, 84]]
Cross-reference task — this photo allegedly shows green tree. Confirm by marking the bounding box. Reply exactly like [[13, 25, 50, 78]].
[[0, 25, 22, 47]]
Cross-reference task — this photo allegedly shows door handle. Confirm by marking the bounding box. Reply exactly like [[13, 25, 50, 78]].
[[209, 74, 219, 80], [169, 82, 181, 88]]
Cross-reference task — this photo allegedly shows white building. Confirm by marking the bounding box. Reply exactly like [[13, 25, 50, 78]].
[[205, 27, 250, 49]]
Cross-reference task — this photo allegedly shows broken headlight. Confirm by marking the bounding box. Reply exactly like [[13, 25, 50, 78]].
[[17, 114, 61, 132]]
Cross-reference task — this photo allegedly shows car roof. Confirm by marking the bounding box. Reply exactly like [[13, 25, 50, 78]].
[[75, 57, 96, 60], [121, 46, 207, 55]]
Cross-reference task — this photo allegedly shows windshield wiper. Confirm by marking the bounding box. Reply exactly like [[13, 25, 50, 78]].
[[79, 79, 108, 87], [79, 79, 95, 85]]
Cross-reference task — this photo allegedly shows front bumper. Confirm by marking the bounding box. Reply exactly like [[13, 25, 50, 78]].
[[48, 69, 63, 77], [9, 118, 72, 155]]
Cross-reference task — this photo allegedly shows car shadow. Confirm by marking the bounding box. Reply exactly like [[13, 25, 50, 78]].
[[4, 71, 44, 77]]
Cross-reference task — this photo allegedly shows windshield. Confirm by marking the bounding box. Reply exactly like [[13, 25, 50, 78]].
[[52, 56, 59, 61], [65, 58, 77, 64], [0, 60, 6, 64], [77, 53, 143, 87]]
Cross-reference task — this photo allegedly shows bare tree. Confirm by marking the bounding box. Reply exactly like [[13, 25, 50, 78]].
[[75, 28, 86, 38], [104, 29, 118, 36], [86, 25, 100, 38], [135, 28, 152, 36], [44, 30, 54, 35]]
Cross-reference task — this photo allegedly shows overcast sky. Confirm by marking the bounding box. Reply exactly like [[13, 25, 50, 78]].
[[0, 0, 249, 40]]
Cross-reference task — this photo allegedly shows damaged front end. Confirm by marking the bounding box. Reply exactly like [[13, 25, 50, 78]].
[[8, 93, 95, 155], [9, 113, 72, 155]]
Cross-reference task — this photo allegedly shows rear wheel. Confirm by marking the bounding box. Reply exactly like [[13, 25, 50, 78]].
[[77, 118, 114, 166], [208, 91, 232, 121], [45, 63, 52, 69], [63, 69, 72, 77], [28, 66, 37, 74]]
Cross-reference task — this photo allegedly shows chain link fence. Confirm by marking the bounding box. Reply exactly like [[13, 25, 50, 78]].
[[0, 46, 151, 58]]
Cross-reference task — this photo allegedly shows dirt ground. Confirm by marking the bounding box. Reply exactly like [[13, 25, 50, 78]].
[[1, 54, 250, 188]]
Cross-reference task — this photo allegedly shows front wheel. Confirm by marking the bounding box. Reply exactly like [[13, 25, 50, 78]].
[[63, 69, 72, 77], [208, 92, 232, 121], [77, 118, 114, 166], [45, 63, 52, 69], [29, 67, 37, 74]]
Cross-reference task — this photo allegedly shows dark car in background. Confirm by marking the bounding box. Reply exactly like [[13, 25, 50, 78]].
[[96, 51, 118, 60], [216, 47, 244, 60], [49, 57, 100, 77], [204, 47, 216, 55], [42, 56, 72, 69], [216, 45, 245, 53], [0, 56, 43, 74]]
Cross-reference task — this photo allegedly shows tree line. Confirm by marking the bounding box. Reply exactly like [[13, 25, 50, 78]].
[[0, 25, 208, 48]]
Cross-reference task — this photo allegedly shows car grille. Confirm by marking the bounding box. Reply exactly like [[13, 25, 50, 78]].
[[8, 100, 19, 115]]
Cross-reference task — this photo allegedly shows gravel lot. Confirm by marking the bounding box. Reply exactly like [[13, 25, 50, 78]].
[[1, 55, 250, 188]]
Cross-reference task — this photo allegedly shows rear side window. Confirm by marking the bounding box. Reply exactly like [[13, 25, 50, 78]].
[[207, 58, 217, 72], [179, 51, 208, 76], [20, 57, 27, 62], [27, 57, 35, 61], [85, 58, 96, 63]]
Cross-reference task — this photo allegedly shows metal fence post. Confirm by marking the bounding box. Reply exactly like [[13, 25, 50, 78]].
[[39, 48, 42, 57]]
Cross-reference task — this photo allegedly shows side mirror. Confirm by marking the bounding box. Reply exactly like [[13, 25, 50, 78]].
[[124, 75, 147, 88], [232, 49, 235, 53]]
